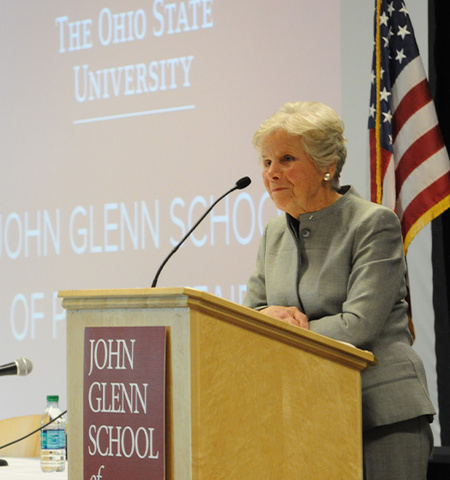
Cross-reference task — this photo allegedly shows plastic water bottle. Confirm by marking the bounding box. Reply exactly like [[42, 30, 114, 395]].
[[40, 395, 66, 472]]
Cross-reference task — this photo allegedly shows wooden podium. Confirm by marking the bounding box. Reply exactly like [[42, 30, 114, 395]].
[[59, 287, 376, 479]]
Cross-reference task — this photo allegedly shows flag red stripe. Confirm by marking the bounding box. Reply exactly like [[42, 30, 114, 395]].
[[401, 173, 450, 238], [395, 126, 445, 193], [392, 80, 431, 140]]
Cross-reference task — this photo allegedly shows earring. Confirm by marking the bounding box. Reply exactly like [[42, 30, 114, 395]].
[[324, 173, 331, 181]]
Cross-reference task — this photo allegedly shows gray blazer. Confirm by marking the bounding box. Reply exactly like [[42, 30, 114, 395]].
[[243, 186, 435, 430]]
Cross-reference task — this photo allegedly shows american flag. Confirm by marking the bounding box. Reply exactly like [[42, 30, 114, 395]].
[[368, 0, 450, 254]]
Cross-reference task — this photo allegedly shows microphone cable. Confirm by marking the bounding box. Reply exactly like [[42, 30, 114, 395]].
[[0, 410, 67, 451]]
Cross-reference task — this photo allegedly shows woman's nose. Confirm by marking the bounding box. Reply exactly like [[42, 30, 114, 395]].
[[266, 162, 281, 178]]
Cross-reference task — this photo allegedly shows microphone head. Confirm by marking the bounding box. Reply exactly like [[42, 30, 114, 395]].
[[15, 357, 33, 376], [235, 176, 251, 190]]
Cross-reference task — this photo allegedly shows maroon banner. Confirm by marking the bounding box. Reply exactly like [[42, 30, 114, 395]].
[[83, 326, 166, 479]]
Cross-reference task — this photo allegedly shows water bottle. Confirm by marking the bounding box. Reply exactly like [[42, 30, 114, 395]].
[[40, 395, 66, 472]]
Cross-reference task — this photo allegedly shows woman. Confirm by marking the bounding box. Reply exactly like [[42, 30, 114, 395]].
[[243, 101, 435, 480]]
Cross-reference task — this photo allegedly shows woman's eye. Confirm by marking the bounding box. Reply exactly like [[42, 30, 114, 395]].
[[263, 159, 271, 168], [283, 155, 295, 162]]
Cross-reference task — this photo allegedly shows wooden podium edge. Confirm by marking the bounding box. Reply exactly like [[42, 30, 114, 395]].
[[59, 287, 376, 371]]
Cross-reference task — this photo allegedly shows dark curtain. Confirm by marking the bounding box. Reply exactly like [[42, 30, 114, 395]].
[[429, 0, 450, 446]]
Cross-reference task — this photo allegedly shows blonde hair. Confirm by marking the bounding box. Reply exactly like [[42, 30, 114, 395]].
[[253, 101, 347, 189]]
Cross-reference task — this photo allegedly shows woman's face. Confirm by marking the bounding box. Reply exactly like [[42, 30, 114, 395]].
[[261, 129, 335, 217]]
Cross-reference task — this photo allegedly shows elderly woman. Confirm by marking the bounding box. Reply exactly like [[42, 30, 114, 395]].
[[243, 101, 435, 480]]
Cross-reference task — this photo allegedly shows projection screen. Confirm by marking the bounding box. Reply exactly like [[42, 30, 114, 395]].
[[0, 1, 340, 418]]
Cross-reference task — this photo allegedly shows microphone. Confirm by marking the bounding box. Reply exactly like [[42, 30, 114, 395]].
[[0, 357, 33, 377], [151, 176, 252, 288]]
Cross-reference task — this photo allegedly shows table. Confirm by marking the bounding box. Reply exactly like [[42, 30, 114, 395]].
[[0, 458, 67, 478]]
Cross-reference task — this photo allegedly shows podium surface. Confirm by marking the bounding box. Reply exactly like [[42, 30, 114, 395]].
[[60, 287, 376, 479]]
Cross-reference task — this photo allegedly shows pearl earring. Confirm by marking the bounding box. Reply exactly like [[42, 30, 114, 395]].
[[324, 173, 331, 181]]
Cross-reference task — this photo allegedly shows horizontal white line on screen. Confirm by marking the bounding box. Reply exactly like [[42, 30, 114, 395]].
[[73, 104, 196, 124]]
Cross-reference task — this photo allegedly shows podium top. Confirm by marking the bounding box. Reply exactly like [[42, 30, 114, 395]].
[[59, 287, 376, 371]]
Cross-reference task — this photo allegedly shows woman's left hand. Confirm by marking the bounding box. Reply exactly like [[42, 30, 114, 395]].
[[260, 305, 309, 329]]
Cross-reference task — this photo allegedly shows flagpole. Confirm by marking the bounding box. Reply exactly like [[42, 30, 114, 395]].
[[375, 0, 382, 205]]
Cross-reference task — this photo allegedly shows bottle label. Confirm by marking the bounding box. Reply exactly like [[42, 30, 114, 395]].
[[41, 429, 65, 450]]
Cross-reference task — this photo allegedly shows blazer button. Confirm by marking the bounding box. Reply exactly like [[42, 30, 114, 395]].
[[301, 229, 311, 238]]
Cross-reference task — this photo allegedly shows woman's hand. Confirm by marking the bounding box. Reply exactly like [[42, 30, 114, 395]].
[[260, 306, 309, 330]]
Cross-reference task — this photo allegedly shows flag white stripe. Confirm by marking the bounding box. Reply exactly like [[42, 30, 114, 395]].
[[393, 101, 439, 165], [382, 158, 397, 210], [391, 56, 427, 107]]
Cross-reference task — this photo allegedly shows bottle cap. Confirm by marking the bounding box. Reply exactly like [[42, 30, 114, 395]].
[[47, 395, 59, 402]]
